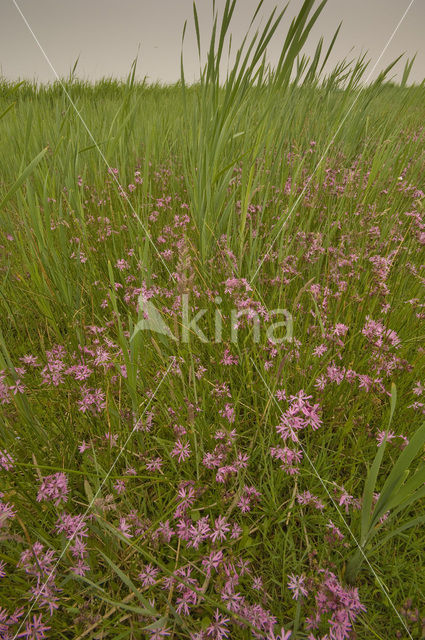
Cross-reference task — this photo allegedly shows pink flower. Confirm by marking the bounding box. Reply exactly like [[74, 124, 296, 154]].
[[313, 344, 327, 357], [210, 516, 230, 543], [16, 613, 50, 639], [376, 430, 395, 446], [9, 379, 25, 395], [37, 473, 69, 506], [0, 500, 17, 527], [146, 456, 163, 472], [71, 559, 90, 576], [171, 439, 191, 463], [118, 517, 132, 538], [413, 381, 425, 396], [55, 513, 88, 539], [138, 563, 159, 588], [287, 574, 308, 600], [114, 479, 126, 494], [0, 449, 14, 471], [116, 259, 130, 271], [202, 550, 223, 576], [206, 609, 230, 639], [218, 403, 235, 423], [78, 440, 90, 453]]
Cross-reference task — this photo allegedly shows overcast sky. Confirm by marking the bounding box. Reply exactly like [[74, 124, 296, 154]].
[[1, 1, 424, 85]]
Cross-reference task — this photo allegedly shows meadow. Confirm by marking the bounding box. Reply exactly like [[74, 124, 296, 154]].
[[1, 1, 425, 638]]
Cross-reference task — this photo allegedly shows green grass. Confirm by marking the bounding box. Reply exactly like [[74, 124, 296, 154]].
[[1, 1, 425, 638]]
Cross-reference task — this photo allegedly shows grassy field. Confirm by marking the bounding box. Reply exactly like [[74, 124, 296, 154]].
[[1, 1, 425, 638]]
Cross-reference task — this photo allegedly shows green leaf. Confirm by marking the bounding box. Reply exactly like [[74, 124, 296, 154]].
[[381, 463, 425, 514], [143, 617, 170, 632], [84, 478, 94, 505], [0, 147, 48, 211], [0, 102, 15, 121], [360, 383, 397, 543], [373, 514, 425, 551], [76, 575, 152, 614], [372, 420, 425, 526], [99, 550, 158, 615]]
